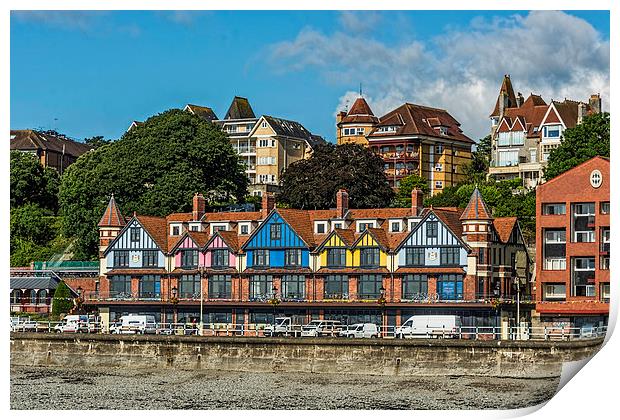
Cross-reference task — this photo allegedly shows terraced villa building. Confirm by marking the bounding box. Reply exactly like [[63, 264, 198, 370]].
[[85, 187, 531, 334]]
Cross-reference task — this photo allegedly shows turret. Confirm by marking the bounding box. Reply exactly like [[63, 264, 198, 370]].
[[98, 194, 125, 258]]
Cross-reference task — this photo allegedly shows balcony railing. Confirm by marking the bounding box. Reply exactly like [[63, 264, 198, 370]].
[[379, 152, 419, 160]]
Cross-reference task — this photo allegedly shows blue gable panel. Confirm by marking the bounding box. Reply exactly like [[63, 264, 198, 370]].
[[244, 212, 307, 249], [270, 250, 284, 267], [246, 250, 253, 267], [302, 251, 309, 267]]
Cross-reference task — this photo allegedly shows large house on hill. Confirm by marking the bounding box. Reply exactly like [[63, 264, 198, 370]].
[[488, 75, 602, 188], [129, 97, 326, 197], [10, 130, 93, 174], [84, 188, 531, 334], [336, 97, 474, 194]]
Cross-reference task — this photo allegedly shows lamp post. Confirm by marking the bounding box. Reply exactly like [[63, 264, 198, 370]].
[[199, 267, 205, 336], [270, 285, 280, 324], [378, 286, 387, 336], [513, 276, 521, 340], [75, 286, 84, 314], [171, 286, 178, 325]]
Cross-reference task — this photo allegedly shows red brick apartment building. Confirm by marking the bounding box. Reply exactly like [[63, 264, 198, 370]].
[[535, 156, 610, 329]]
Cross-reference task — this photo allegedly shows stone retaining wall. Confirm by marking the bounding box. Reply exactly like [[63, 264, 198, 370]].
[[10, 333, 603, 378]]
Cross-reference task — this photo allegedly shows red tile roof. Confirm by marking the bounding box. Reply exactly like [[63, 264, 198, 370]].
[[277, 208, 316, 247], [368, 103, 474, 144], [203, 211, 262, 222], [217, 230, 241, 252], [135, 215, 168, 251], [10, 129, 93, 157], [493, 217, 518, 243], [98, 195, 125, 227], [340, 97, 379, 124], [395, 267, 465, 274]]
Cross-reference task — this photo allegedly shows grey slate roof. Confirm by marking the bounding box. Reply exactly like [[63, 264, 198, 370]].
[[10, 276, 60, 290]]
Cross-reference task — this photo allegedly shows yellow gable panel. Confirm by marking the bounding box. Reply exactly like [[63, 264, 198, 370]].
[[354, 232, 378, 248], [326, 234, 345, 247]]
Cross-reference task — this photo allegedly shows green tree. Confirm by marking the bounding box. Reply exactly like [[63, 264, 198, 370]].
[[464, 135, 491, 183], [10, 151, 60, 211], [10, 203, 55, 245], [278, 143, 394, 209], [51, 281, 74, 318], [544, 112, 610, 180], [394, 174, 429, 207], [426, 178, 536, 245], [59, 109, 249, 259], [84, 135, 112, 149]]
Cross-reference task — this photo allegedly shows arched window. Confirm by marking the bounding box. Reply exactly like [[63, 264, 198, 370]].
[[38, 290, 48, 305], [11, 290, 21, 304], [30, 290, 38, 305]]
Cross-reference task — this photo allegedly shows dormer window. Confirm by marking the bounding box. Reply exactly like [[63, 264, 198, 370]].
[[357, 221, 376, 232], [438, 127, 448, 135], [315, 222, 328, 234], [332, 222, 344, 230], [171, 225, 180, 236], [211, 224, 228, 234], [390, 221, 402, 233], [239, 223, 250, 235]]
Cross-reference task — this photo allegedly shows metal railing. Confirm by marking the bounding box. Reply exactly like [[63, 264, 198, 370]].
[[10, 317, 607, 341]]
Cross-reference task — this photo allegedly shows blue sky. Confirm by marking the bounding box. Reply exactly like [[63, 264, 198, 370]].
[[10, 10, 610, 142]]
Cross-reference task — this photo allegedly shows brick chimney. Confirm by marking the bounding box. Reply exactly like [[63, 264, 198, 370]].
[[589, 94, 601, 115], [261, 193, 276, 218], [336, 189, 349, 218], [192, 193, 206, 221], [411, 188, 424, 216]]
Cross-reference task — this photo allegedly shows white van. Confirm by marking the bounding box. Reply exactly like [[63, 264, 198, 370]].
[[112, 314, 157, 335], [338, 323, 379, 339], [301, 320, 341, 337], [264, 317, 293, 337], [395, 315, 461, 339], [54, 315, 89, 333]]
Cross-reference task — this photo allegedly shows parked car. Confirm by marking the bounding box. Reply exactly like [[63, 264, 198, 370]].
[[113, 314, 157, 334], [338, 323, 380, 339], [264, 317, 295, 337], [301, 320, 342, 337], [395, 315, 461, 339], [13, 320, 40, 332], [54, 315, 89, 333]]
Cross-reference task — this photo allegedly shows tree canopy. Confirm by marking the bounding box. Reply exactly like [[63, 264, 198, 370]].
[[59, 109, 249, 259], [465, 135, 492, 183], [544, 112, 610, 180], [394, 174, 429, 207], [10, 151, 59, 211], [278, 143, 394, 209], [426, 178, 536, 245], [51, 281, 74, 318]]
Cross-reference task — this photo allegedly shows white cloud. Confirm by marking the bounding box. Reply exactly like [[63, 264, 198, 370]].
[[266, 11, 609, 141], [12, 11, 103, 32], [338, 11, 383, 34]]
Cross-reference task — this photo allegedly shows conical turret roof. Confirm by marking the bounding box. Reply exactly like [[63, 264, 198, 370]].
[[460, 188, 493, 220], [98, 195, 125, 227]]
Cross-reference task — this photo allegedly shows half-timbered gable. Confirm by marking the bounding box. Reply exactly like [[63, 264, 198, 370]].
[[242, 210, 310, 269], [315, 229, 355, 268], [171, 233, 203, 269], [204, 231, 238, 269], [396, 211, 468, 269], [350, 228, 388, 268], [104, 217, 166, 269]]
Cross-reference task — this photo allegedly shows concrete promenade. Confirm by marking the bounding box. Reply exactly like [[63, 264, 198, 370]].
[[10, 332, 603, 379]]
